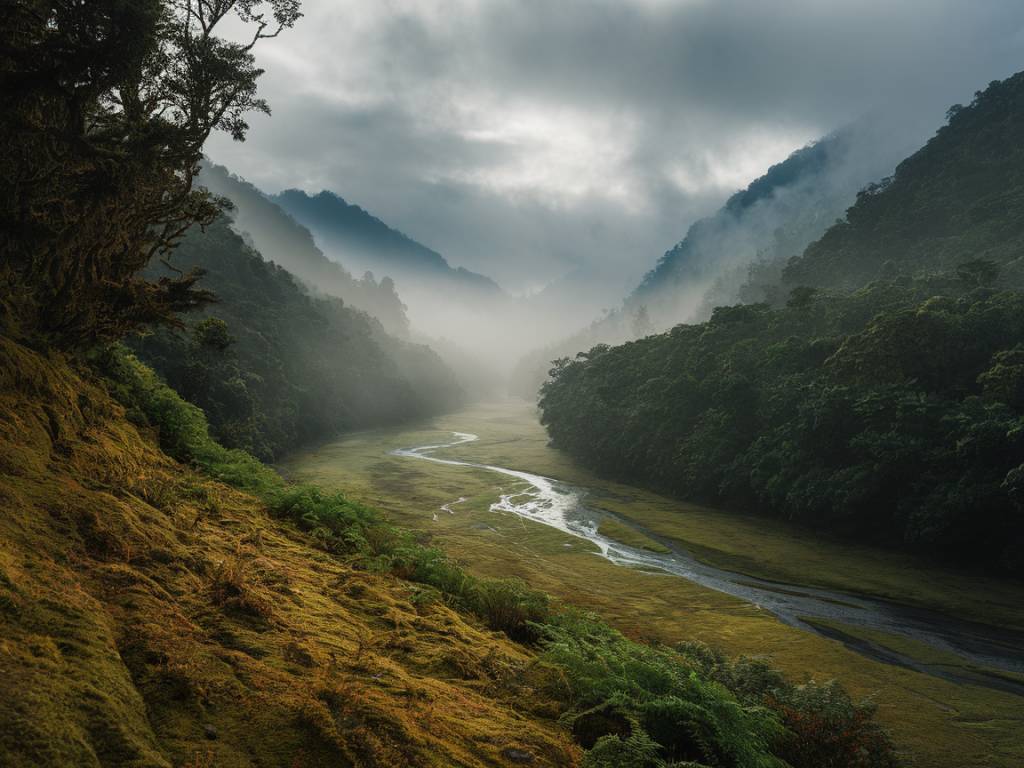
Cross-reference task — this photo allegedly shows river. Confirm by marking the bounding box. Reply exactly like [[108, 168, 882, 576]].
[[394, 431, 1024, 696]]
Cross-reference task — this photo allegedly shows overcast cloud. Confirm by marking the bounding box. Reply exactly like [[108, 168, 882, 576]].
[[206, 0, 1024, 295]]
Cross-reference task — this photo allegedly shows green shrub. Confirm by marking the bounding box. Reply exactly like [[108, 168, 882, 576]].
[[467, 578, 550, 642], [541, 613, 785, 768], [269, 486, 385, 554], [95, 345, 280, 498], [582, 732, 664, 768], [388, 545, 471, 597], [674, 641, 898, 768]]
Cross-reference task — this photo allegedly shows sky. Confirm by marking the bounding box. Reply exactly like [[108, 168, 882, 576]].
[[207, 0, 1024, 296]]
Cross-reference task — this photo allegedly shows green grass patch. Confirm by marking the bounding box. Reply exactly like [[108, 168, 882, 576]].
[[281, 400, 1024, 768], [596, 518, 670, 553]]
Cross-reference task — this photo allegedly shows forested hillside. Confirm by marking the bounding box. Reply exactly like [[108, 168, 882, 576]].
[[632, 117, 915, 327], [540, 71, 1024, 576], [133, 219, 461, 461], [784, 73, 1024, 291], [511, 116, 916, 399], [198, 163, 411, 337]]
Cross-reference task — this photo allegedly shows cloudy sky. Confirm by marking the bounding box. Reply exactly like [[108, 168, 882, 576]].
[[207, 0, 1024, 295]]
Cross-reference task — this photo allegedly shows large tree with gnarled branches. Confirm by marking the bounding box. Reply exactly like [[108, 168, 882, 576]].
[[0, 0, 301, 344]]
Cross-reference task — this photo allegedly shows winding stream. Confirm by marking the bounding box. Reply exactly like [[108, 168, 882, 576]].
[[393, 431, 1024, 695]]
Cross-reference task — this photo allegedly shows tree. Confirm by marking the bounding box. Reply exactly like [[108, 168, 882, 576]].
[[0, 0, 301, 345]]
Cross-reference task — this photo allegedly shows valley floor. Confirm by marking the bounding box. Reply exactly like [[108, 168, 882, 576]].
[[283, 400, 1024, 768]]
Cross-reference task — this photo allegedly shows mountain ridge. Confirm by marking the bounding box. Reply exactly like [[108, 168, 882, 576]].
[[273, 188, 502, 294], [197, 163, 412, 338]]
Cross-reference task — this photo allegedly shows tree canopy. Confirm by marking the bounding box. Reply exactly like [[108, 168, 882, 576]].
[[540, 70, 1024, 576], [1, 0, 300, 344]]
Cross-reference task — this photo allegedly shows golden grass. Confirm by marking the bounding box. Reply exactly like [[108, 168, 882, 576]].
[[595, 518, 670, 553], [283, 400, 1024, 768], [0, 340, 578, 768]]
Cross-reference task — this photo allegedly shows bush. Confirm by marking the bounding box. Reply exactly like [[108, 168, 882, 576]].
[[95, 345, 280, 497], [269, 486, 384, 554], [541, 613, 785, 768], [583, 732, 665, 768], [467, 578, 551, 642], [674, 642, 897, 768]]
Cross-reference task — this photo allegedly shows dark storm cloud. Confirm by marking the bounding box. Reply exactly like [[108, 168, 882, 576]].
[[206, 0, 1024, 292]]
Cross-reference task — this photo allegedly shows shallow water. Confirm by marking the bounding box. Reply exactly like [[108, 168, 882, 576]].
[[394, 431, 1024, 695]]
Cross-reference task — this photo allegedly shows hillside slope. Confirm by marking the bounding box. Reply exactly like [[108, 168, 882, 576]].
[[632, 112, 924, 326], [197, 164, 411, 338], [135, 218, 461, 461], [538, 70, 1024, 575], [784, 72, 1024, 290], [0, 336, 575, 767]]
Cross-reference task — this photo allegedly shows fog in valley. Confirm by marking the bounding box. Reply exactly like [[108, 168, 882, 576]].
[[202, 0, 1024, 393]]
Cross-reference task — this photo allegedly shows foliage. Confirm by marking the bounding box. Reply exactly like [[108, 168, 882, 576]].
[[0, 0, 300, 345], [95, 344, 282, 496], [541, 613, 897, 768], [540, 275, 1024, 573], [540, 70, 1024, 576], [679, 644, 898, 768], [128, 217, 461, 460]]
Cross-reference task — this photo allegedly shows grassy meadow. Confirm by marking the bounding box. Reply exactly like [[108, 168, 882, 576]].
[[282, 400, 1024, 768]]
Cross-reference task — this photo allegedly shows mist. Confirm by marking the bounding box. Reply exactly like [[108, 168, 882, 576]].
[[198, 0, 1024, 395]]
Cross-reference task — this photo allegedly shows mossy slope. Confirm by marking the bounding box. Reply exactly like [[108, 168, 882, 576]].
[[0, 337, 577, 768]]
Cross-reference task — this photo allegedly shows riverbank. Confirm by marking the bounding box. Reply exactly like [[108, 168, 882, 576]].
[[282, 400, 1024, 768]]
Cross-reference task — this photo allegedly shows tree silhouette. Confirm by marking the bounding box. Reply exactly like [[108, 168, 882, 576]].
[[1, 0, 301, 345]]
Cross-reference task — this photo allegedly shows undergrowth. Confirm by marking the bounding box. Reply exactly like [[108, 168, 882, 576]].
[[96, 344, 900, 768], [97, 345, 554, 642]]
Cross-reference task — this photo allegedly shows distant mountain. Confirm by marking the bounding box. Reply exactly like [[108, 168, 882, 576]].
[[273, 189, 501, 295], [196, 163, 410, 337], [629, 114, 923, 328], [509, 114, 926, 399]]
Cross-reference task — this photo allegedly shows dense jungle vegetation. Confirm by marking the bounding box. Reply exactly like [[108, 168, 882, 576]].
[[540, 72, 1024, 576], [132, 218, 461, 461], [0, 1, 899, 766]]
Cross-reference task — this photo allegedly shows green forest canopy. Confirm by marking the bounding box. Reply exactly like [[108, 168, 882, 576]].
[[540, 72, 1024, 576]]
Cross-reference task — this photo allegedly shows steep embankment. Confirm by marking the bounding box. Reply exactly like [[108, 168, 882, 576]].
[[0, 337, 576, 767]]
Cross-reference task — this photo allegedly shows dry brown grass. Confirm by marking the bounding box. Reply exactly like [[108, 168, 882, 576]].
[[0, 337, 579, 768]]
